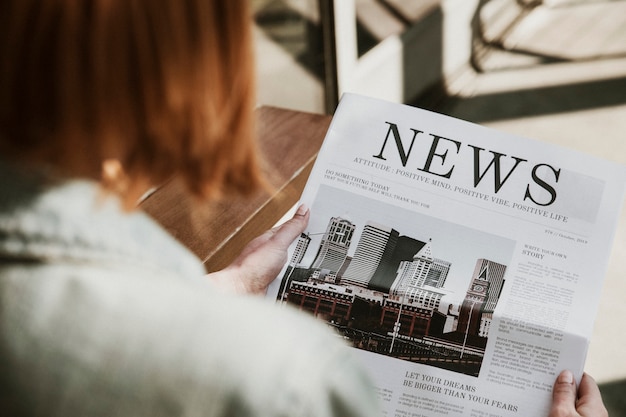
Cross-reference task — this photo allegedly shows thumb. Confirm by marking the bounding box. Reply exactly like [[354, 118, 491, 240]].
[[271, 204, 310, 248], [549, 370, 578, 417]]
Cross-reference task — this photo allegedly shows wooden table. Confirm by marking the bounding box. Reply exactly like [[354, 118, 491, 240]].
[[140, 106, 332, 273]]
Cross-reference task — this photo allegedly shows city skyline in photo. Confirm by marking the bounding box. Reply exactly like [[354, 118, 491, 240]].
[[300, 184, 515, 305]]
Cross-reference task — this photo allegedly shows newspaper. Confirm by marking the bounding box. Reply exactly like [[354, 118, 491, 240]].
[[266, 93, 626, 416]]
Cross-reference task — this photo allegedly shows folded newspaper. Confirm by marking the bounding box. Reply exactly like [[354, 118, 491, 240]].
[[266, 93, 626, 416]]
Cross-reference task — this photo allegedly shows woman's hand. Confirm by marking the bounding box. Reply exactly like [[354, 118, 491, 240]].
[[549, 370, 607, 417], [207, 204, 310, 295]]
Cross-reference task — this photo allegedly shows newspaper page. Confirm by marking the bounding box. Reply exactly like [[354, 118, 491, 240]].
[[266, 93, 626, 416]]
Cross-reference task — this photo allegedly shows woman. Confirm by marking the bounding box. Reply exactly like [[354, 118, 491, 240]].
[[0, 1, 378, 415], [0, 1, 607, 416]]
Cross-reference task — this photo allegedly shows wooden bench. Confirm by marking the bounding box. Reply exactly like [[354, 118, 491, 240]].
[[140, 106, 331, 272]]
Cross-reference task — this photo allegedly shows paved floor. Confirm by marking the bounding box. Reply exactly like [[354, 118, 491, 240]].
[[254, 0, 626, 414]]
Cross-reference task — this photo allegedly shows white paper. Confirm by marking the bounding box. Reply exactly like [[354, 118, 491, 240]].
[[267, 93, 626, 416]]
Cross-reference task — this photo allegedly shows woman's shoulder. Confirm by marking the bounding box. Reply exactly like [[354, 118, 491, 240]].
[[0, 165, 379, 416], [0, 163, 205, 278]]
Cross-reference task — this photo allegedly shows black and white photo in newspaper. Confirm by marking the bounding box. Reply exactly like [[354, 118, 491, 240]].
[[267, 93, 626, 417]]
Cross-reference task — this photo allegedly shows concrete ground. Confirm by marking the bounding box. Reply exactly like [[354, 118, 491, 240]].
[[254, 0, 626, 414]]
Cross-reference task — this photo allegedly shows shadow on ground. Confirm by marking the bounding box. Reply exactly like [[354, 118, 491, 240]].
[[599, 379, 626, 416], [419, 73, 626, 124]]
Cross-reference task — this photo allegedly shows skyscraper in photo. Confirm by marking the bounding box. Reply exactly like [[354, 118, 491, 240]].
[[340, 221, 398, 288], [424, 258, 451, 288], [475, 259, 507, 312], [369, 235, 425, 293], [289, 233, 311, 265], [310, 217, 355, 273], [390, 239, 433, 296], [458, 258, 507, 338]]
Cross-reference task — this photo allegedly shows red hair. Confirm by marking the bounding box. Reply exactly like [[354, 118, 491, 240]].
[[0, 0, 263, 206]]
